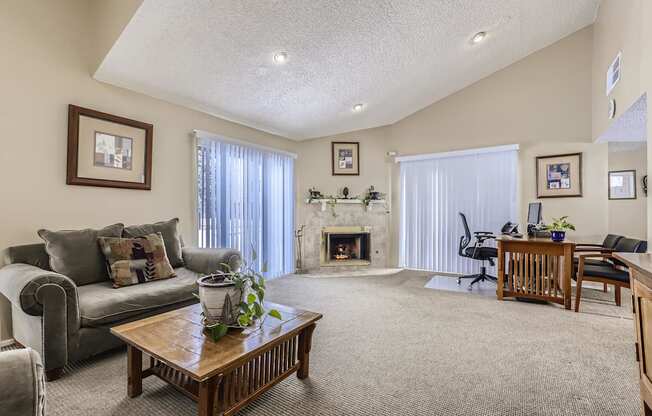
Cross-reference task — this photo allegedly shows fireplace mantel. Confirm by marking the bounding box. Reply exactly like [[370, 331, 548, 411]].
[[305, 198, 386, 212]]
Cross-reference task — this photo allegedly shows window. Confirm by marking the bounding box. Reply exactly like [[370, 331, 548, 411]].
[[398, 145, 518, 274], [196, 134, 295, 278]]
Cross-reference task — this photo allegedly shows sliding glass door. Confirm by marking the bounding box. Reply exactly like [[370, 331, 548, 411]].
[[196, 136, 295, 278], [399, 147, 517, 274]]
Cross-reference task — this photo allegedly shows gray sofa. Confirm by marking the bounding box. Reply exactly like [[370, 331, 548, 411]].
[[0, 242, 241, 381], [0, 348, 46, 416]]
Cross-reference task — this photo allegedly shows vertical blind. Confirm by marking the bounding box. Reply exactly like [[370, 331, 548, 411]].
[[398, 146, 518, 274], [196, 135, 295, 278]]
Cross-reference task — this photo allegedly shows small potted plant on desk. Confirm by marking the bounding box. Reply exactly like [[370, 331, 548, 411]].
[[545, 216, 576, 242]]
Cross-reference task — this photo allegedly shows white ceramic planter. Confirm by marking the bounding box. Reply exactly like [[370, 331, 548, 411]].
[[197, 274, 243, 326]]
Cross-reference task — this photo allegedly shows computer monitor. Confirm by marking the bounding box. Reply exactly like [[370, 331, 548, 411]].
[[527, 202, 542, 225]]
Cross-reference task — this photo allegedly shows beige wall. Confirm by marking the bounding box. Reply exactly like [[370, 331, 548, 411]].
[[640, 3, 652, 241], [385, 26, 596, 264], [592, 0, 643, 141], [519, 142, 608, 243], [0, 0, 295, 341], [607, 143, 647, 239], [592, 0, 652, 241]]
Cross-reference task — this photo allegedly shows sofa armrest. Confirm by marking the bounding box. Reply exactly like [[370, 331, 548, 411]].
[[0, 264, 80, 331], [181, 247, 242, 275]]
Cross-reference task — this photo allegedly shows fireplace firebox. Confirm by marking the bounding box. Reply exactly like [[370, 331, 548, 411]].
[[321, 226, 371, 266]]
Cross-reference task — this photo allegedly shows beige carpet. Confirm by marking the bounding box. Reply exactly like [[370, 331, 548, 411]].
[[8, 270, 640, 415]]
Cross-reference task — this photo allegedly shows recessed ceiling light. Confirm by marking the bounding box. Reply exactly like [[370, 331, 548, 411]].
[[352, 103, 364, 112], [273, 52, 288, 64], [472, 31, 487, 44]]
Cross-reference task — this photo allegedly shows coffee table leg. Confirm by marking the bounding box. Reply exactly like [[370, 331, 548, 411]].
[[297, 324, 316, 379], [128, 345, 143, 398], [198, 377, 219, 416]]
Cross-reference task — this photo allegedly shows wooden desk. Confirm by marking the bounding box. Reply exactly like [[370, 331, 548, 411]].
[[496, 236, 576, 309], [613, 253, 652, 416]]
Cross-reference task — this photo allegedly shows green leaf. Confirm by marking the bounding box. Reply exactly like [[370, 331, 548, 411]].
[[253, 302, 264, 318], [238, 315, 250, 327], [247, 293, 257, 304], [256, 289, 265, 302], [268, 309, 282, 320], [209, 323, 228, 342]]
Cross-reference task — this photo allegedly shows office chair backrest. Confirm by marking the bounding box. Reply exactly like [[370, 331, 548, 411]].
[[459, 213, 472, 252], [602, 234, 624, 249]]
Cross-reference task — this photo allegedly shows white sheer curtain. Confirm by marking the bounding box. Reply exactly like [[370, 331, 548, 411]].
[[398, 146, 518, 274], [196, 134, 295, 278]]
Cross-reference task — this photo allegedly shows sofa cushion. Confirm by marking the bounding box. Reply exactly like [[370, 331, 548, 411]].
[[98, 233, 176, 288], [124, 218, 184, 268], [37, 223, 124, 286], [77, 267, 199, 327]]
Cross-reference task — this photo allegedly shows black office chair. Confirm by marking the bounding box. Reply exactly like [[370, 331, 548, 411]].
[[458, 213, 498, 290]]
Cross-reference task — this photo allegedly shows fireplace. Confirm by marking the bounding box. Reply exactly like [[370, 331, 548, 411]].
[[321, 226, 371, 266]]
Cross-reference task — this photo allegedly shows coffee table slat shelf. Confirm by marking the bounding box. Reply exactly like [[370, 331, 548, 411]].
[[111, 302, 322, 416]]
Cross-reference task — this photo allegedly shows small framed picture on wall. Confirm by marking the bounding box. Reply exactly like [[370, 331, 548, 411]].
[[608, 170, 637, 200], [331, 141, 360, 176], [536, 153, 582, 198]]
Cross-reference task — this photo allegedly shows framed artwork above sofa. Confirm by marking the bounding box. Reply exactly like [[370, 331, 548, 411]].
[[66, 104, 153, 190]]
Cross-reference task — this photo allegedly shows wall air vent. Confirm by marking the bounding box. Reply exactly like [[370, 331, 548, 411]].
[[606, 52, 621, 96]]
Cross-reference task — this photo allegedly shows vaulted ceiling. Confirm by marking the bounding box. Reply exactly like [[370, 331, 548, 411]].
[[95, 0, 601, 140]]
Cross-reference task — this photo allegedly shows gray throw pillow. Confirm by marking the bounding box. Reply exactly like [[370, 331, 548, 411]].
[[37, 223, 124, 286], [123, 218, 184, 267]]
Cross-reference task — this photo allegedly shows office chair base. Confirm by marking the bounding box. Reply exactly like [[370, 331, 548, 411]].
[[457, 267, 496, 291]]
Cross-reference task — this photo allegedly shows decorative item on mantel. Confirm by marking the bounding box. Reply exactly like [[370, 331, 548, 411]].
[[195, 255, 282, 342], [295, 225, 306, 274], [544, 216, 575, 242]]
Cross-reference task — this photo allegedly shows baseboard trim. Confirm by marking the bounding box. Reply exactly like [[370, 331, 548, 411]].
[[0, 339, 15, 348]]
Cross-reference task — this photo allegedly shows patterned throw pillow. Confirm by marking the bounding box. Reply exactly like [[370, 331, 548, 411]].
[[98, 233, 176, 288]]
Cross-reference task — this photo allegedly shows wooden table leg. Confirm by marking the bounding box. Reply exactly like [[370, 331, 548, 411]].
[[297, 324, 316, 379], [563, 244, 574, 310], [497, 241, 504, 300], [128, 345, 143, 398], [198, 377, 218, 416]]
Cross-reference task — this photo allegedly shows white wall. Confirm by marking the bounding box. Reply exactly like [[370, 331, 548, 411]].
[[0, 0, 295, 341]]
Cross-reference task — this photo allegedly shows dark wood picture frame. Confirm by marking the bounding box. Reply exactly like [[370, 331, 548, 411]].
[[67, 104, 153, 190], [536, 152, 583, 198], [331, 141, 360, 176], [608, 169, 637, 200]]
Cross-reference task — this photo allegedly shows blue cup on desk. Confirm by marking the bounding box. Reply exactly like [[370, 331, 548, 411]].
[[550, 230, 566, 242]]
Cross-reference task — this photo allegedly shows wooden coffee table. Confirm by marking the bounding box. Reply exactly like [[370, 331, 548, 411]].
[[110, 302, 322, 416]]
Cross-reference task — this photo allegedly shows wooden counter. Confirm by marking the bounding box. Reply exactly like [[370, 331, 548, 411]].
[[496, 236, 576, 309], [613, 252, 652, 416]]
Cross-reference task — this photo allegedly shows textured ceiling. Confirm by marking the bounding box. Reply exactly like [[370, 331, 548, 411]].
[[95, 0, 600, 140], [597, 94, 647, 143]]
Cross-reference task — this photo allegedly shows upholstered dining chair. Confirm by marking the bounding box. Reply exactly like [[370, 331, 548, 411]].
[[574, 238, 647, 312]]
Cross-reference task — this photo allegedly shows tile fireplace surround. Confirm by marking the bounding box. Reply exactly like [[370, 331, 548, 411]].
[[301, 203, 389, 272]]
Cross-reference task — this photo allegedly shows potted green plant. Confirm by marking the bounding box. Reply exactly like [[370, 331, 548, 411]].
[[196, 254, 281, 342], [544, 216, 576, 242]]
